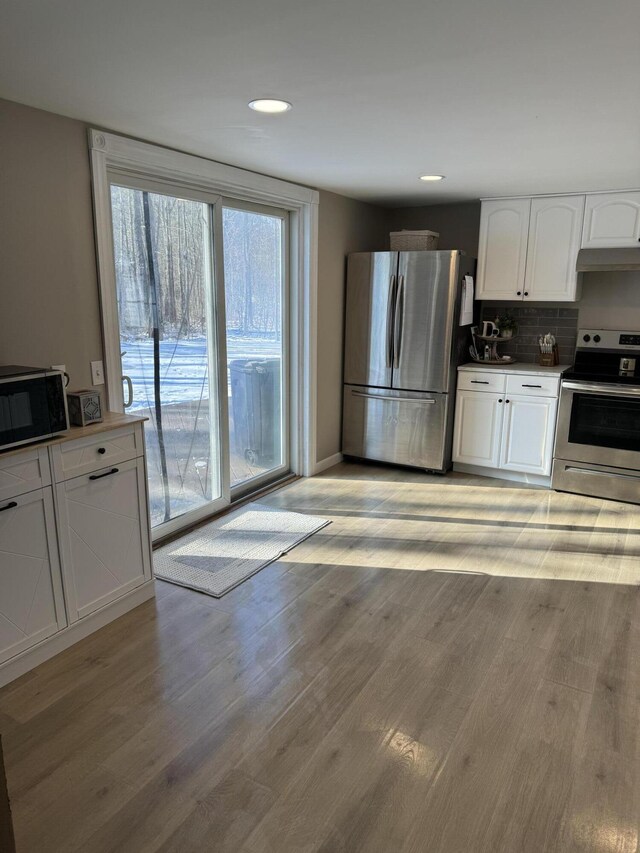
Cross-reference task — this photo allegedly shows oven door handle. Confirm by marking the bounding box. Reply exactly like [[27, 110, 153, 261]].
[[564, 466, 640, 483], [562, 380, 640, 397]]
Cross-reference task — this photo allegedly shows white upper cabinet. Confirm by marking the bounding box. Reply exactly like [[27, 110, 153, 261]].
[[524, 195, 584, 302], [476, 198, 530, 300], [581, 192, 640, 248], [478, 189, 639, 302]]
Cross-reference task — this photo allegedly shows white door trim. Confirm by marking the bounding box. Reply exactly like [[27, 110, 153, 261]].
[[88, 128, 319, 479]]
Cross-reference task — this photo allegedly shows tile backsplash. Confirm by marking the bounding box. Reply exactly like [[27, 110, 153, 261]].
[[480, 304, 578, 364]]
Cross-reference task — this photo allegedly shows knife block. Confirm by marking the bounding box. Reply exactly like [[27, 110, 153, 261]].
[[538, 345, 559, 366]]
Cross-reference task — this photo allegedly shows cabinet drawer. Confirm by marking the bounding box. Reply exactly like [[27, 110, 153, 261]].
[[0, 447, 51, 501], [51, 425, 142, 482], [505, 374, 559, 398], [457, 371, 506, 393]]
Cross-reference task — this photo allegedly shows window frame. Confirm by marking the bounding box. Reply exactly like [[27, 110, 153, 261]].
[[88, 129, 319, 480]]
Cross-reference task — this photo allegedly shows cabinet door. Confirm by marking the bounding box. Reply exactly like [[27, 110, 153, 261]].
[[524, 196, 584, 302], [500, 395, 558, 475], [0, 488, 66, 665], [582, 192, 640, 248], [476, 199, 530, 300], [452, 390, 504, 468], [56, 458, 152, 621]]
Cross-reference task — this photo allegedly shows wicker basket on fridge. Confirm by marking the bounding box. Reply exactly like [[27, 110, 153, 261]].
[[390, 230, 439, 251]]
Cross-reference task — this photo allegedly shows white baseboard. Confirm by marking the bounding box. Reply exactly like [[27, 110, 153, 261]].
[[453, 462, 551, 488], [0, 581, 156, 688], [312, 452, 344, 475]]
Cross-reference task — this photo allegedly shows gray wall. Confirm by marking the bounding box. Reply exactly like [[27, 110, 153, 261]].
[[4, 95, 638, 467], [388, 202, 481, 258], [316, 190, 389, 462], [0, 98, 390, 467], [0, 99, 103, 389]]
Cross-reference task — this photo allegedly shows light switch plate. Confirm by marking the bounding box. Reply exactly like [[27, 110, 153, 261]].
[[90, 360, 105, 385]]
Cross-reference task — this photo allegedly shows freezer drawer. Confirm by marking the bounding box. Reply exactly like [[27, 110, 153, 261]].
[[342, 385, 451, 471]]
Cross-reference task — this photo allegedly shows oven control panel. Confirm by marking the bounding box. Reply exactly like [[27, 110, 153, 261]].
[[578, 330, 640, 350]]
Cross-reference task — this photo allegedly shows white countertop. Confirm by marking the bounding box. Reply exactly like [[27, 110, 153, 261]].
[[458, 362, 570, 377]]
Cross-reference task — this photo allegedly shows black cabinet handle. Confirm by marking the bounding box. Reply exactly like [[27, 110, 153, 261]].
[[97, 447, 106, 454], [471, 380, 489, 384], [89, 467, 119, 481], [0, 501, 17, 513], [505, 399, 510, 403], [498, 399, 503, 403], [516, 291, 522, 296], [524, 291, 529, 296], [522, 384, 542, 388]]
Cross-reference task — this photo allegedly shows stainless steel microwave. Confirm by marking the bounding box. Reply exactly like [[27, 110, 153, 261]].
[[0, 366, 69, 451]]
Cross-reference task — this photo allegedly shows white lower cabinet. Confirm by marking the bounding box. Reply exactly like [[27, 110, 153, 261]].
[[0, 488, 66, 665], [0, 415, 153, 687], [452, 390, 504, 467], [499, 395, 558, 475], [453, 370, 560, 481], [55, 457, 151, 621]]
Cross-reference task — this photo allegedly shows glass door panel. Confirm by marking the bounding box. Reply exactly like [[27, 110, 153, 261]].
[[222, 206, 287, 489], [110, 185, 224, 532]]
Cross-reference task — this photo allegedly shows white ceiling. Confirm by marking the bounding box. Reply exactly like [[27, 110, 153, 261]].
[[1, 0, 639, 206]]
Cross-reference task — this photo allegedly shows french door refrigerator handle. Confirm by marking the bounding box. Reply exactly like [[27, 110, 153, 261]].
[[351, 390, 436, 404], [386, 274, 396, 368], [393, 274, 405, 369]]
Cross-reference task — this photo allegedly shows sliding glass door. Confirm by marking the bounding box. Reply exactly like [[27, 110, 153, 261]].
[[108, 182, 289, 537], [110, 184, 226, 535], [222, 202, 288, 493]]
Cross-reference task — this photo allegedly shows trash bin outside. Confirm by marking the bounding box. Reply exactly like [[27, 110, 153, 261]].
[[229, 358, 281, 467]]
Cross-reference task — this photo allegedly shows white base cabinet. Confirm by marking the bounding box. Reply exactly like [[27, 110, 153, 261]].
[[0, 414, 154, 687], [451, 389, 503, 468], [453, 368, 561, 482], [55, 458, 151, 621], [499, 394, 557, 475], [0, 488, 66, 666]]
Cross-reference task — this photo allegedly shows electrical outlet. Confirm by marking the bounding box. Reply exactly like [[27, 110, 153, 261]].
[[90, 360, 105, 385], [51, 364, 66, 375]]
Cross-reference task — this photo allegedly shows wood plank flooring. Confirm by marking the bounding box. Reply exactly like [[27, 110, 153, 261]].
[[1, 461, 640, 852]]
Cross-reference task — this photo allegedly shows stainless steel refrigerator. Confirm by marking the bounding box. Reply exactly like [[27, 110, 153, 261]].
[[342, 250, 476, 472]]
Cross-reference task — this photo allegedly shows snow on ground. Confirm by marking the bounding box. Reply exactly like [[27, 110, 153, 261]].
[[121, 335, 280, 410]]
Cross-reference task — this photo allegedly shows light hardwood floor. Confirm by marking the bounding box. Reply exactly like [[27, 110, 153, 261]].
[[1, 462, 639, 852]]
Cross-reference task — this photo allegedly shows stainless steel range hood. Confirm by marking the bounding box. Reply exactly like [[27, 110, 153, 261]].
[[576, 247, 640, 272]]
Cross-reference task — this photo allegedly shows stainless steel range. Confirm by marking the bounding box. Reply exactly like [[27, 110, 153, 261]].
[[553, 330, 640, 503]]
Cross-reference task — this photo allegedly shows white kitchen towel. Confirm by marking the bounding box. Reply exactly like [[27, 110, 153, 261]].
[[460, 275, 474, 325]]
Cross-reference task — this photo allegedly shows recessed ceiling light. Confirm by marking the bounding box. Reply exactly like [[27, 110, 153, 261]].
[[248, 99, 292, 114], [419, 175, 445, 182]]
